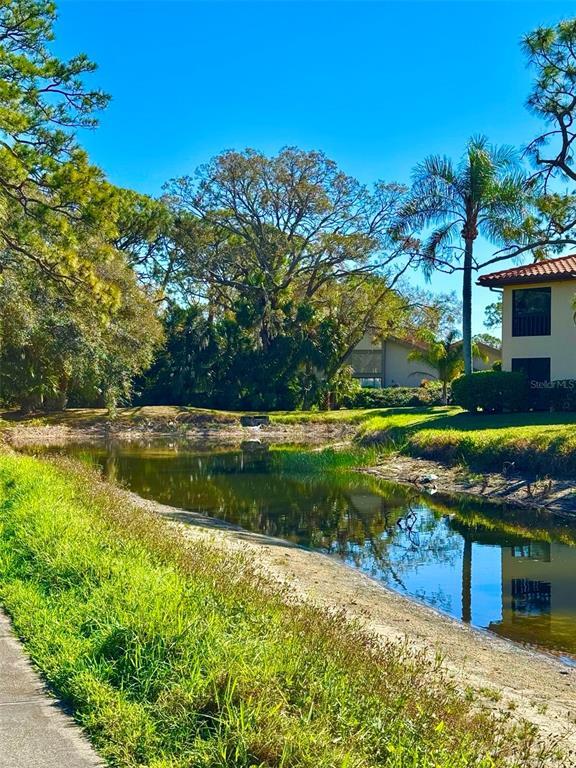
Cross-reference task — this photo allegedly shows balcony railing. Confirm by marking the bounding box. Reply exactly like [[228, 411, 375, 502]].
[[512, 314, 551, 337]]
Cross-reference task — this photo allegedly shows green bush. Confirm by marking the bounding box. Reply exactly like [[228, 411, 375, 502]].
[[343, 383, 444, 409], [452, 371, 528, 413], [541, 380, 576, 412]]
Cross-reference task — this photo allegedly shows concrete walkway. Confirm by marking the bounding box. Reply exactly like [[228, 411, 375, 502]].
[[0, 610, 102, 767]]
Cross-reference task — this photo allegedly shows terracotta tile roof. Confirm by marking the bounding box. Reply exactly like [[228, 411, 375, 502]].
[[478, 255, 576, 287]]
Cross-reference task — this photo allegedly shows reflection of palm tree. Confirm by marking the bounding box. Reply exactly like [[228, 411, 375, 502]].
[[462, 532, 472, 623]]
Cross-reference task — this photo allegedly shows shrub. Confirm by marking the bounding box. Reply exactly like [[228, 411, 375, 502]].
[[343, 383, 444, 409], [452, 371, 528, 413], [541, 380, 576, 412]]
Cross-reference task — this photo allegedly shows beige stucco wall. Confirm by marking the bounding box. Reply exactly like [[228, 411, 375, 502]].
[[348, 334, 499, 387], [354, 332, 381, 351], [500, 542, 576, 615], [475, 347, 500, 371], [383, 340, 437, 387], [501, 279, 576, 380]]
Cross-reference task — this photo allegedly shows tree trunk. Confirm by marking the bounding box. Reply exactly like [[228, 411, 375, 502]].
[[20, 393, 42, 415], [461, 534, 472, 623], [442, 380, 448, 405], [44, 378, 69, 412], [462, 239, 474, 376]]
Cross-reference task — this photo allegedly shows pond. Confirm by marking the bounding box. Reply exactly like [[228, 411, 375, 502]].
[[34, 439, 576, 663]]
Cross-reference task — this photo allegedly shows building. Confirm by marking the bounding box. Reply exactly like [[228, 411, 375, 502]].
[[346, 333, 499, 389], [478, 254, 576, 382], [488, 540, 576, 655]]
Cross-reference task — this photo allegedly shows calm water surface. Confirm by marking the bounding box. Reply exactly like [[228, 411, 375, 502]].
[[41, 440, 576, 662]]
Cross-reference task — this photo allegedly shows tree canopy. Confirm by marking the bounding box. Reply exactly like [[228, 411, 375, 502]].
[[497, 19, 576, 259], [399, 136, 526, 374], [137, 147, 417, 409], [0, 0, 163, 411], [4, 3, 574, 413], [0, 0, 116, 291]]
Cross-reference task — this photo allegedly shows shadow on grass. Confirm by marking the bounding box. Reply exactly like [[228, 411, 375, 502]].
[[0, 405, 241, 428], [361, 406, 576, 434], [0, 407, 109, 426]]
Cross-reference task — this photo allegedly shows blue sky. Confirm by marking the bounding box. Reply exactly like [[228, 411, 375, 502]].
[[56, 1, 576, 332]]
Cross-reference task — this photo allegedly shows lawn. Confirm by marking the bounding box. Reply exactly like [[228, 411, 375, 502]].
[[0, 405, 377, 427], [0, 452, 548, 768], [355, 407, 576, 478]]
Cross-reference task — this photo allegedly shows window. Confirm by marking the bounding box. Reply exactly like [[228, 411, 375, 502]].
[[511, 579, 551, 617], [512, 287, 551, 336], [346, 349, 382, 376], [358, 377, 382, 389], [511, 357, 551, 384], [511, 542, 551, 562]]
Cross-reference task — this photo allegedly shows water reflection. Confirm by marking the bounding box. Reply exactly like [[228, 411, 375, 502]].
[[33, 440, 576, 660]]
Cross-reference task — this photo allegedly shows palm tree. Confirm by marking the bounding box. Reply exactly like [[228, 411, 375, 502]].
[[401, 136, 526, 375], [408, 330, 484, 404]]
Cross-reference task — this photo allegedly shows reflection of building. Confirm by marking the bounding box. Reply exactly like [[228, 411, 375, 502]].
[[488, 542, 576, 654]]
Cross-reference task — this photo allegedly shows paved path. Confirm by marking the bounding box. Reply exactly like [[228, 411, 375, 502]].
[[0, 610, 102, 768]]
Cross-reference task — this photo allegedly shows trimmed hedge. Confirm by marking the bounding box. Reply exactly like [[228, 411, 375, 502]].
[[543, 380, 576, 411], [343, 383, 444, 409], [452, 371, 528, 413], [453, 372, 576, 413]]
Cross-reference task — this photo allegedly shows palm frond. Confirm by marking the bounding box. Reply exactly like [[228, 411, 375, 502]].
[[420, 222, 459, 278]]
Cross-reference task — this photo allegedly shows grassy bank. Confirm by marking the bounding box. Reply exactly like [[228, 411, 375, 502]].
[[357, 407, 576, 478], [0, 404, 373, 431], [0, 452, 549, 767], [5, 402, 576, 478], [0, 405, 241, 429]]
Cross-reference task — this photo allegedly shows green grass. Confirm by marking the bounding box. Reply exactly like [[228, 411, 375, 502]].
[[269, 444, 386, 474], [0, 405, 376, 428], [0, 452, 553, 767], [356, 406, 576, 478], [0, 405, 394, 428], [269, 409, 377, 424]]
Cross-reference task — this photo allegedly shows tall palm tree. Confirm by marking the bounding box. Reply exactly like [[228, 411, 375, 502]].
[[408, 330, 484, 404], [401, 137, 526, 375]]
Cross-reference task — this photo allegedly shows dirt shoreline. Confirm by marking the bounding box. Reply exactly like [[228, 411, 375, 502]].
[[127, 489, 576, 761], [2, 421, 356, 448], [363, 454, 576, 518]]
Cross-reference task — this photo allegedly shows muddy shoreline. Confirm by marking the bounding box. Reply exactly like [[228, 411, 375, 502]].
[[363, 454, 576, 518]]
